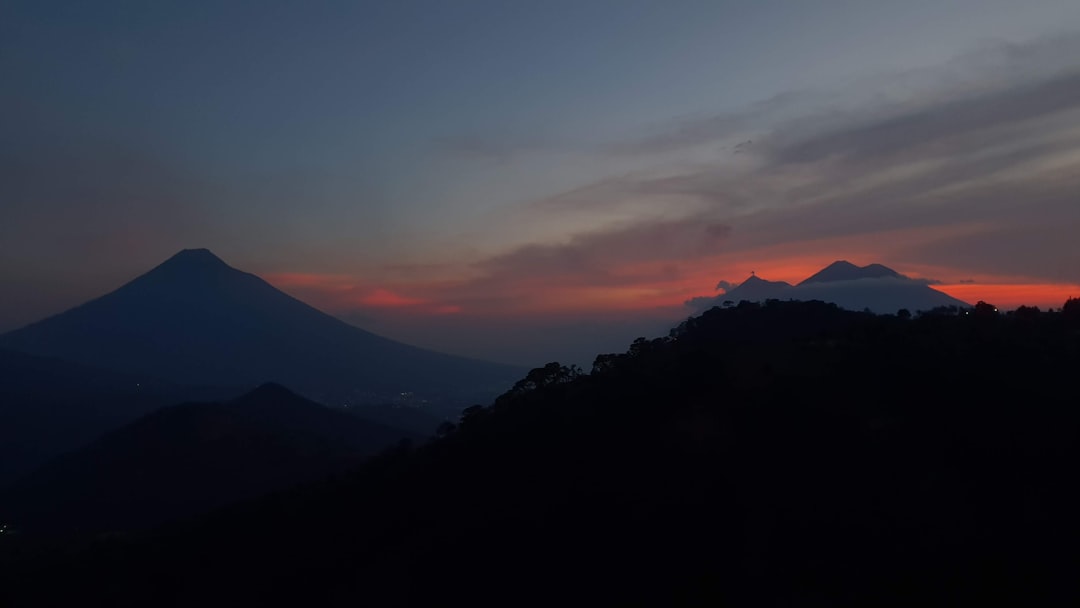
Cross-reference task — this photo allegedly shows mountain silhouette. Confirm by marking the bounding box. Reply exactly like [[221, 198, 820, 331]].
[[799, 260, 901, 284], [0, 383, 419, 534], [693, 261, 970, 314], [0, 249, 520, 403]]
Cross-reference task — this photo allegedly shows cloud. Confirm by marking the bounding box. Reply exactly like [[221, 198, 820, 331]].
[[409, 217, 735, 316], [265, 273, 457, 316], [523, 37, 1080, 289], [357, 288, 428, 308], [911, 278, 942, 286], [266, 33, 1080, 364], [379, 34, 1080, 321], [767, 71, 1080, 166], [475, 218, 730, 281], [715, 280, 734, 292], [683, 295, 721, 310], [267, 216, 733, 323], [605, 90, 807, 156], [606, 34, 1080, 158]]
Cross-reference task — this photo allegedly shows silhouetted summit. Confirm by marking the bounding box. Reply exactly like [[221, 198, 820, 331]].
[[719, 274, 793, 303], [142, 248, 235, 279], [0, 250, 520, 403], [800, 260, 901, 285], [160, 247, 229, 267]]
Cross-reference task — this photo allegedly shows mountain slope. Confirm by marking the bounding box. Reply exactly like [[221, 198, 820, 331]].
[[0, 383, 419, 534], [794, 275, 969, 313], [0, 249, 519, 403]]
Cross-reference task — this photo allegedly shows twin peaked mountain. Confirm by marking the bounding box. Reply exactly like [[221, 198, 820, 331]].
[[690, 260, 970, 314], [0, 249, 519, 403]]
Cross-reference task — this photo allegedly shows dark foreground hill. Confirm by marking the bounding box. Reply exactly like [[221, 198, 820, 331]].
[[0, 349, 235, 486], [0, 383, 421, 535], [4, 300, 1080, 606], [0, 249, 520, 404]]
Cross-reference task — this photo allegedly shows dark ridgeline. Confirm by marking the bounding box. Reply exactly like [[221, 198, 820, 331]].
[[0, 383, 420, 535], [5, 298, 1080, 607], [0, 249, 520, 405], [0, 349, 232, 486]]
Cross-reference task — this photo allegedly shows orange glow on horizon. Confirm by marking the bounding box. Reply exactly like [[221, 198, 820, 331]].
[[357, 288, 427, 308], [265, 274, 449, 312], [264, 272, 357, 291], [934, 283, 1079, 310], [263, 259, 1078, 319]]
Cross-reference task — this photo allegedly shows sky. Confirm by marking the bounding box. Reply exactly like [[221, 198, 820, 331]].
[[3, 0, 1080, 366]]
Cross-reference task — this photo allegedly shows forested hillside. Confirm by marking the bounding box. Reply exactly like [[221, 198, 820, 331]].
[[4, 299, 1080, 607]]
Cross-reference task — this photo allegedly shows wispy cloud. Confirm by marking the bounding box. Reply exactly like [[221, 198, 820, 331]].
[[276, 34, 1080, 337], [475, 218, 730, 282], [509, 35, 1080, 292], [606, 34, 1080, 158]]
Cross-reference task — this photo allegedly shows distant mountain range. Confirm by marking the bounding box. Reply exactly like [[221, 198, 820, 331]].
[[1, 383, 419, 534], [689, 261, 970, 314], [0, 249, 521, 405]]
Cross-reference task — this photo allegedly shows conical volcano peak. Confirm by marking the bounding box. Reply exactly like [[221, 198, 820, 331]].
[[137, 248, 239, 285], [161, 248, 229, 269]]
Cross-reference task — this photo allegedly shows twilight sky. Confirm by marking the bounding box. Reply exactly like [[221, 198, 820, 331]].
[[3, 1, 1080, 366]]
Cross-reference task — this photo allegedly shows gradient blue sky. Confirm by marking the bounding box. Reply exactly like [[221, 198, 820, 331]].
[[4, 1, 1080, 365]]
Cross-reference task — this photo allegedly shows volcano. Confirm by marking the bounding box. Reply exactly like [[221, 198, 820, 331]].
[[0, 249, 519, 404]]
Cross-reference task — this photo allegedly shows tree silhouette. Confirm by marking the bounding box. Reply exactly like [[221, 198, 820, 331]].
[[459, 404, 488, 426], [1013, 305, 1041, 320], [591, 353, 621, 375], [974, 300, 999, 317], [1064, 297, 1080, 319]]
